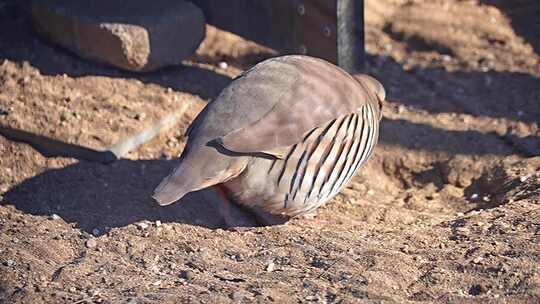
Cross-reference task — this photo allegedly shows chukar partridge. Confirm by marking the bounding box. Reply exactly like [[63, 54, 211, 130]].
[[154, 55, 385, 226]]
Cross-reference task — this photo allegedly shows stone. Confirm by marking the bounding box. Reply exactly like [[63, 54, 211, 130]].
[[179, 269, 195, 281], [49, 213, 61, 220], [265, 261, 275, 272], [136, 222, 149, 230], [230, 291, 244, 302], [85, 238, 98, 248], [30, 0, 205, 72], [2, 259, 15, 267]]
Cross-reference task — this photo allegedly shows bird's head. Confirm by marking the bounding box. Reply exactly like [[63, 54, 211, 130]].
[[353, 74, 385, 120]]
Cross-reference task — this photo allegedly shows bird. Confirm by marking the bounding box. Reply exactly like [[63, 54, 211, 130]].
[[153, 55, 385, 227]]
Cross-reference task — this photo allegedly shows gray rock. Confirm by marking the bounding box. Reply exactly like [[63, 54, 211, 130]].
[[29, 0, 205, 72], [85, 238, 98, 248], [49, 213, 62, 220], [2, 259, 16, 267], [179, 269, 195, 281], [135, 222, 149, 230]]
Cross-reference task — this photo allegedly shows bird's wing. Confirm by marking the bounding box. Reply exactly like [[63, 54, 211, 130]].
[[219, 56, 374, 158]]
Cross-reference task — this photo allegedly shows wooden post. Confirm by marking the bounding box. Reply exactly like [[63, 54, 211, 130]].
[[191, 0, 364, 72], [337, 0, 364, 72]]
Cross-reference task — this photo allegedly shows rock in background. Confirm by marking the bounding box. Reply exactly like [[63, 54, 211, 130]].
[[29, 0, 205, 72]]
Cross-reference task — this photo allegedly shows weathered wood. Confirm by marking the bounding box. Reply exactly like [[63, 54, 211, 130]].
[[0, 104, 191, 164], [337, 0, 364, 72], [191, 0, 364, 72]]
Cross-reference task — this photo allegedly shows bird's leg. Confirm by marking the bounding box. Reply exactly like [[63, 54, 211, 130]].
[[299, 211, 318, 220], [213, 185, 289, 230], [248, 206, 290, 226], [213, 184, 257, 231]]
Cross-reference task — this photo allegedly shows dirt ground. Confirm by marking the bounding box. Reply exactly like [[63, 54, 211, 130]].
[[1, 0, 540, 303]]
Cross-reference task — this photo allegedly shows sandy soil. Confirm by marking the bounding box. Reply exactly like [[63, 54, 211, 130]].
[[1, 0, 539, 303]]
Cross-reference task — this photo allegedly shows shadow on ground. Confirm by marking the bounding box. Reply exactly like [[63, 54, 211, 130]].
[[480, 0, 540, 56], [1, 159, 237, 233], [380, 118, 526, 156], [366, 54, 540, 125]]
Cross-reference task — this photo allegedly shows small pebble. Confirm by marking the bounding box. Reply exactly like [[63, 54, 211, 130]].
[[498, 222, 511, 229], [472, 257, 484, 264], [234, 254, 245, 262], [266, 261, 275, 272], [400, 245, 410, 254], [519, 175, 528, 182], [456, 227, 470, 234], [152, 280, 162, 286], [180, 270, 195, 280], [136, 222, 149, 230], [311, 257, 328, 268], [470, 193, 478, 199], [85, 238, 97, 249], [305, 295, 318, 301], [167, 139, 178, 147], [134, 113, 146, 120], [3, 259, 15, 267], [155, 220, 162, 227], [149, 265, 160, 273], [218, 61, 228, 69], [49, 214, 61, 220], [92, 228, 100, 236], [231, 291, 244, 302]]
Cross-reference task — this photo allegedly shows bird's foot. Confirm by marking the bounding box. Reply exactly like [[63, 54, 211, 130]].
[[213, 185, 259, 230]]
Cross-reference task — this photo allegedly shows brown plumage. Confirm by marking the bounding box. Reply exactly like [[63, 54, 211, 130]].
[[153, 55, 385, 223]]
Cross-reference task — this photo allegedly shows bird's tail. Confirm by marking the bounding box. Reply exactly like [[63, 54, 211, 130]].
[[152, 155, 248, 206], [152, 163, 204, 206]]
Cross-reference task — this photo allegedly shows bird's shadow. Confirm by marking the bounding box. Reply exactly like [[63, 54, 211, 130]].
[[2, 158, 238, 233]]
